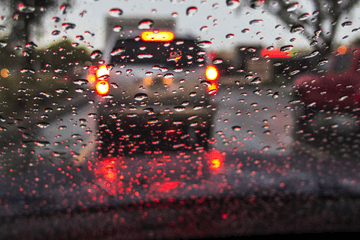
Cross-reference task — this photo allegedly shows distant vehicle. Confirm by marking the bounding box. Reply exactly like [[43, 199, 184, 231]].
[[292, 46, 360, 138], [86, 19, 219, 157]]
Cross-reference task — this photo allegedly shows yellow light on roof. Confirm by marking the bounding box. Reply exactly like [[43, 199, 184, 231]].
[[141, 31, 175, 42]]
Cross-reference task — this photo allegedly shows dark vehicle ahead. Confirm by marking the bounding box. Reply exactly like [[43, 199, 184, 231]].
[[88, 31, 219, 157], [292, 46, 360, 139]]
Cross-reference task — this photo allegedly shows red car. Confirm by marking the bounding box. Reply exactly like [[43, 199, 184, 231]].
[[292, 46, 360, 139]]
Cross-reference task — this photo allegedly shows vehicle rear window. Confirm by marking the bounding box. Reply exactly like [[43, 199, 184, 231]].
[[110, 39, 204, 67], [332, 53, 353, 73]]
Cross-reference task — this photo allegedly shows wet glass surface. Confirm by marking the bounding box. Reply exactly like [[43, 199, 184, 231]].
[[1, 0, 360, 239]]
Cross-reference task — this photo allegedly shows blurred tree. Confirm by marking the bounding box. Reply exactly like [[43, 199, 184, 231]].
[[236, 0, 359, 56], [33, 38, 90, 74], [1, 0, 73, 67]]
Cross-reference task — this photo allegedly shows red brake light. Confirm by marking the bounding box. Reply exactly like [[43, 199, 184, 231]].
[[140, 31, 175, 42], [205, 65, 219, 81], [95, 80, 109, 95], [96, 64, 110, 79]]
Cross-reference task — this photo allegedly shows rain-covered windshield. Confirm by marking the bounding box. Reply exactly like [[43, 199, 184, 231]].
[[1, 0, 360, 239]]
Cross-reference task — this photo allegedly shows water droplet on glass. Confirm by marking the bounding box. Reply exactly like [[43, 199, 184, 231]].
[[280, 45, 293, 52], [51, 17, 60, 22], [164, 73, 174, 78], [251, 77, 261, 84], [226, 33, 235, 39], [0, 41, 7, 48], [226, 0, 240, 9], [134, 93, 148, 101], [298, 13, 310, 21], [37, 122, 50, 129], [249, 19, 263, 25], [171, 12, 178, 17], [341, 21, 353, 27], [174, 106, 185, 112], [286, 2, 299, 12], [0, 25, 6, 31], [20, 68, 35, 74], [242, 28, 250, 33], [60, 4, 68, 14], [51, 30, 61, 36], [232, 126, 241, 131], [200, 26, 209, 31], [138, 19, 154, 29], [91, 50, 102, 59], [75, 35, 84, 41], [62, 22, 76, 30], [113, 25, 123, 32], [317, 59, 328, 66], [186, 6, 198, 16], [111, 48, 125, 56], [197, 41, 212, 48], [212, 58, 223, 64], [290, 25, 304, 33], [73, 79, 88, 85], [109, 8, 123, 17], [18, 3, 35, 13], [212, 3, 219, 9]]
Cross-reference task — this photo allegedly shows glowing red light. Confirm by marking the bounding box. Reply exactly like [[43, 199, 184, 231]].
[[261, 48, 292, 58]]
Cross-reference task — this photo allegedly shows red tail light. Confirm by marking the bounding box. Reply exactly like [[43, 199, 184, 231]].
[[205, 65, 219, 81], [95, 80, 109, 95], [205, 65, 219, 95], [96, 65, 110, 79]]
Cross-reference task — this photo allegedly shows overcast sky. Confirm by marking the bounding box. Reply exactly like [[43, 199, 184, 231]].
[[3, 0, 360, 52]]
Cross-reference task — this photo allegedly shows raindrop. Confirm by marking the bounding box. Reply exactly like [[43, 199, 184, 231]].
[[200, 26, 209, 31], [241, 28, 250, 33], [290, 25, 304, 33], [197, 41, 212, 48], [226, 0, 240, 9], [113, 25, 122, 32], [20, 68, 35, 74], [232, 126, 241, 131], [249, 19, 263, 25], [164, 73, 174, 78], [109, 8, 123, 17], [171, 12, 178, 17], [18, 3, 35, 13], [134, 93, 148, 101], [51, 17, 60, 22], [52, 30, 61, 36], [111, 48, 125, 56], [317, 59, 328, 66], [91, 50, 102, 59], [226, 33, 235, 39], [298, 13, 310, 21], [25, 42, 37, 49], [212, 58, 223, 64], [0, 41, 7, 48], [59, 4, 68, 14], [174, 106, 185, 112], [76, 35, 84, 40], [186, 6, 198, 16], [37, 122, 50, 128], [280, 45, 293, 52], [0, 25, 6, 31], [212, 3, 219, 9], [251, 77, 261, 84], [341, 21, 353, 27], [138, 19, 154, 29], [62, 22, 76, 30], [73, 79, 88, 85], [286, 2, 299, 12]]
